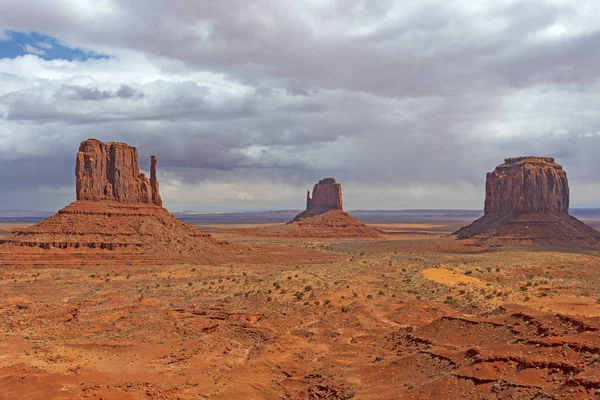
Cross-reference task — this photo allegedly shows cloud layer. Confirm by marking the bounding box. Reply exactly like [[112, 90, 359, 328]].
[[1, 0, 600, 211]]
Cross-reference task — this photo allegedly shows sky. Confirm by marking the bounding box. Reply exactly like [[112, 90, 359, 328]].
[[1, 0, 600, 212]]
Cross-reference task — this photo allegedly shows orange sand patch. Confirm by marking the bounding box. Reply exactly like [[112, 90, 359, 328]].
[[536, 294, 600, 317], [422, 268, 485, 286]]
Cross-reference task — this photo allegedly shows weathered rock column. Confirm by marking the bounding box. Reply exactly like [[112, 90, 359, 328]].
[[150, 155, 162, 206]]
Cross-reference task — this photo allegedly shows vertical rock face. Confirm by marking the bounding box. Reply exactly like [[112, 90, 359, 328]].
[[484, 157, 569, 215], [292, 178, 344, 221], [306, 178, 343, 211], [75, 138, 162, 205]]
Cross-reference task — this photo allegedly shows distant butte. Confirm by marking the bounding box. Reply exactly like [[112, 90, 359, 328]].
[[285, 178, 380, 237], [293, 178, 343, 221], [0, 138, 230, 254], [454, 156, 600, 245]]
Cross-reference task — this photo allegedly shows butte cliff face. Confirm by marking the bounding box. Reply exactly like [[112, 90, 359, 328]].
[[1, 138, 230, 255], [484, 157, 569, 215], [455, 157, 600, 245], [76, 139, 162, 206], [306, 178, 343, 211]]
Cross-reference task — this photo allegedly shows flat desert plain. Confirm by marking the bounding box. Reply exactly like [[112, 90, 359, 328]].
[[1, 218, 600, 399]]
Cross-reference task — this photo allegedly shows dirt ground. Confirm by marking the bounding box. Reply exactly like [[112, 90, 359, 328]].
[[1, 220, 600, 399]]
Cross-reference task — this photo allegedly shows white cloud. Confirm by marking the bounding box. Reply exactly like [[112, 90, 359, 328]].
[[21, 44, 46, 56]]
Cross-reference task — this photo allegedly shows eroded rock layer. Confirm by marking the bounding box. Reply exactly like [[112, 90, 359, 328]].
[[455, 212, 600, 245], [387, 303, 600, 399], [455, 156, 600, 245], [0, 201, 229, 253]]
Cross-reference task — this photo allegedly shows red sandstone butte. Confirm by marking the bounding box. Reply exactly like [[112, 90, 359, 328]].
[[284, 178, 379, 237], [294, 178, 343, 220], [455, 156, 600, 245], [76, 138, 161, 206], [1, 138, 231, 254]]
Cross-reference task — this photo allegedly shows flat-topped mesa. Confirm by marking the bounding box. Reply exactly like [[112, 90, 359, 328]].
[[454, 156, 600, 245], [484, 156, 569, 215], [306, 178, 343, 211], [75, 138, 162, 206]]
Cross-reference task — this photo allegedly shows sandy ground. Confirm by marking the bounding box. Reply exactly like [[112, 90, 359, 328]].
[[1, 220, 600, 399]]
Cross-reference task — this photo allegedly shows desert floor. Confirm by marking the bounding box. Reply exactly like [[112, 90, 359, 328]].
[[1, 220, 600, 399]]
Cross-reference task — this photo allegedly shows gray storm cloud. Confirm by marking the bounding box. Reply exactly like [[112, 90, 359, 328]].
[[1, 0, 600, 211]]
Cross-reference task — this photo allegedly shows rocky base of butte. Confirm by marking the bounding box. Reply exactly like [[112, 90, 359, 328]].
[[1, 201, 227, 254], [455, 156, 600, 245]]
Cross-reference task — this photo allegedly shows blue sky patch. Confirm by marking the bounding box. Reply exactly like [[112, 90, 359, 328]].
[[0, 31, 108, 61]]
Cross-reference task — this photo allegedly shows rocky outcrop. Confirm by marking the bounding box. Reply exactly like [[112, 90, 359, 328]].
[[75, 138, 161, 206], [484, 157, 569, 214], [455, 156, 600, 245]]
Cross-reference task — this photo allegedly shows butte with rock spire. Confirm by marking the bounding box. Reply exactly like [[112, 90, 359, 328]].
[[285, 178, 380, 237], [240, 178, 379, 237], [0, 138, 231, 255], [454, 156, 600, 245]]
